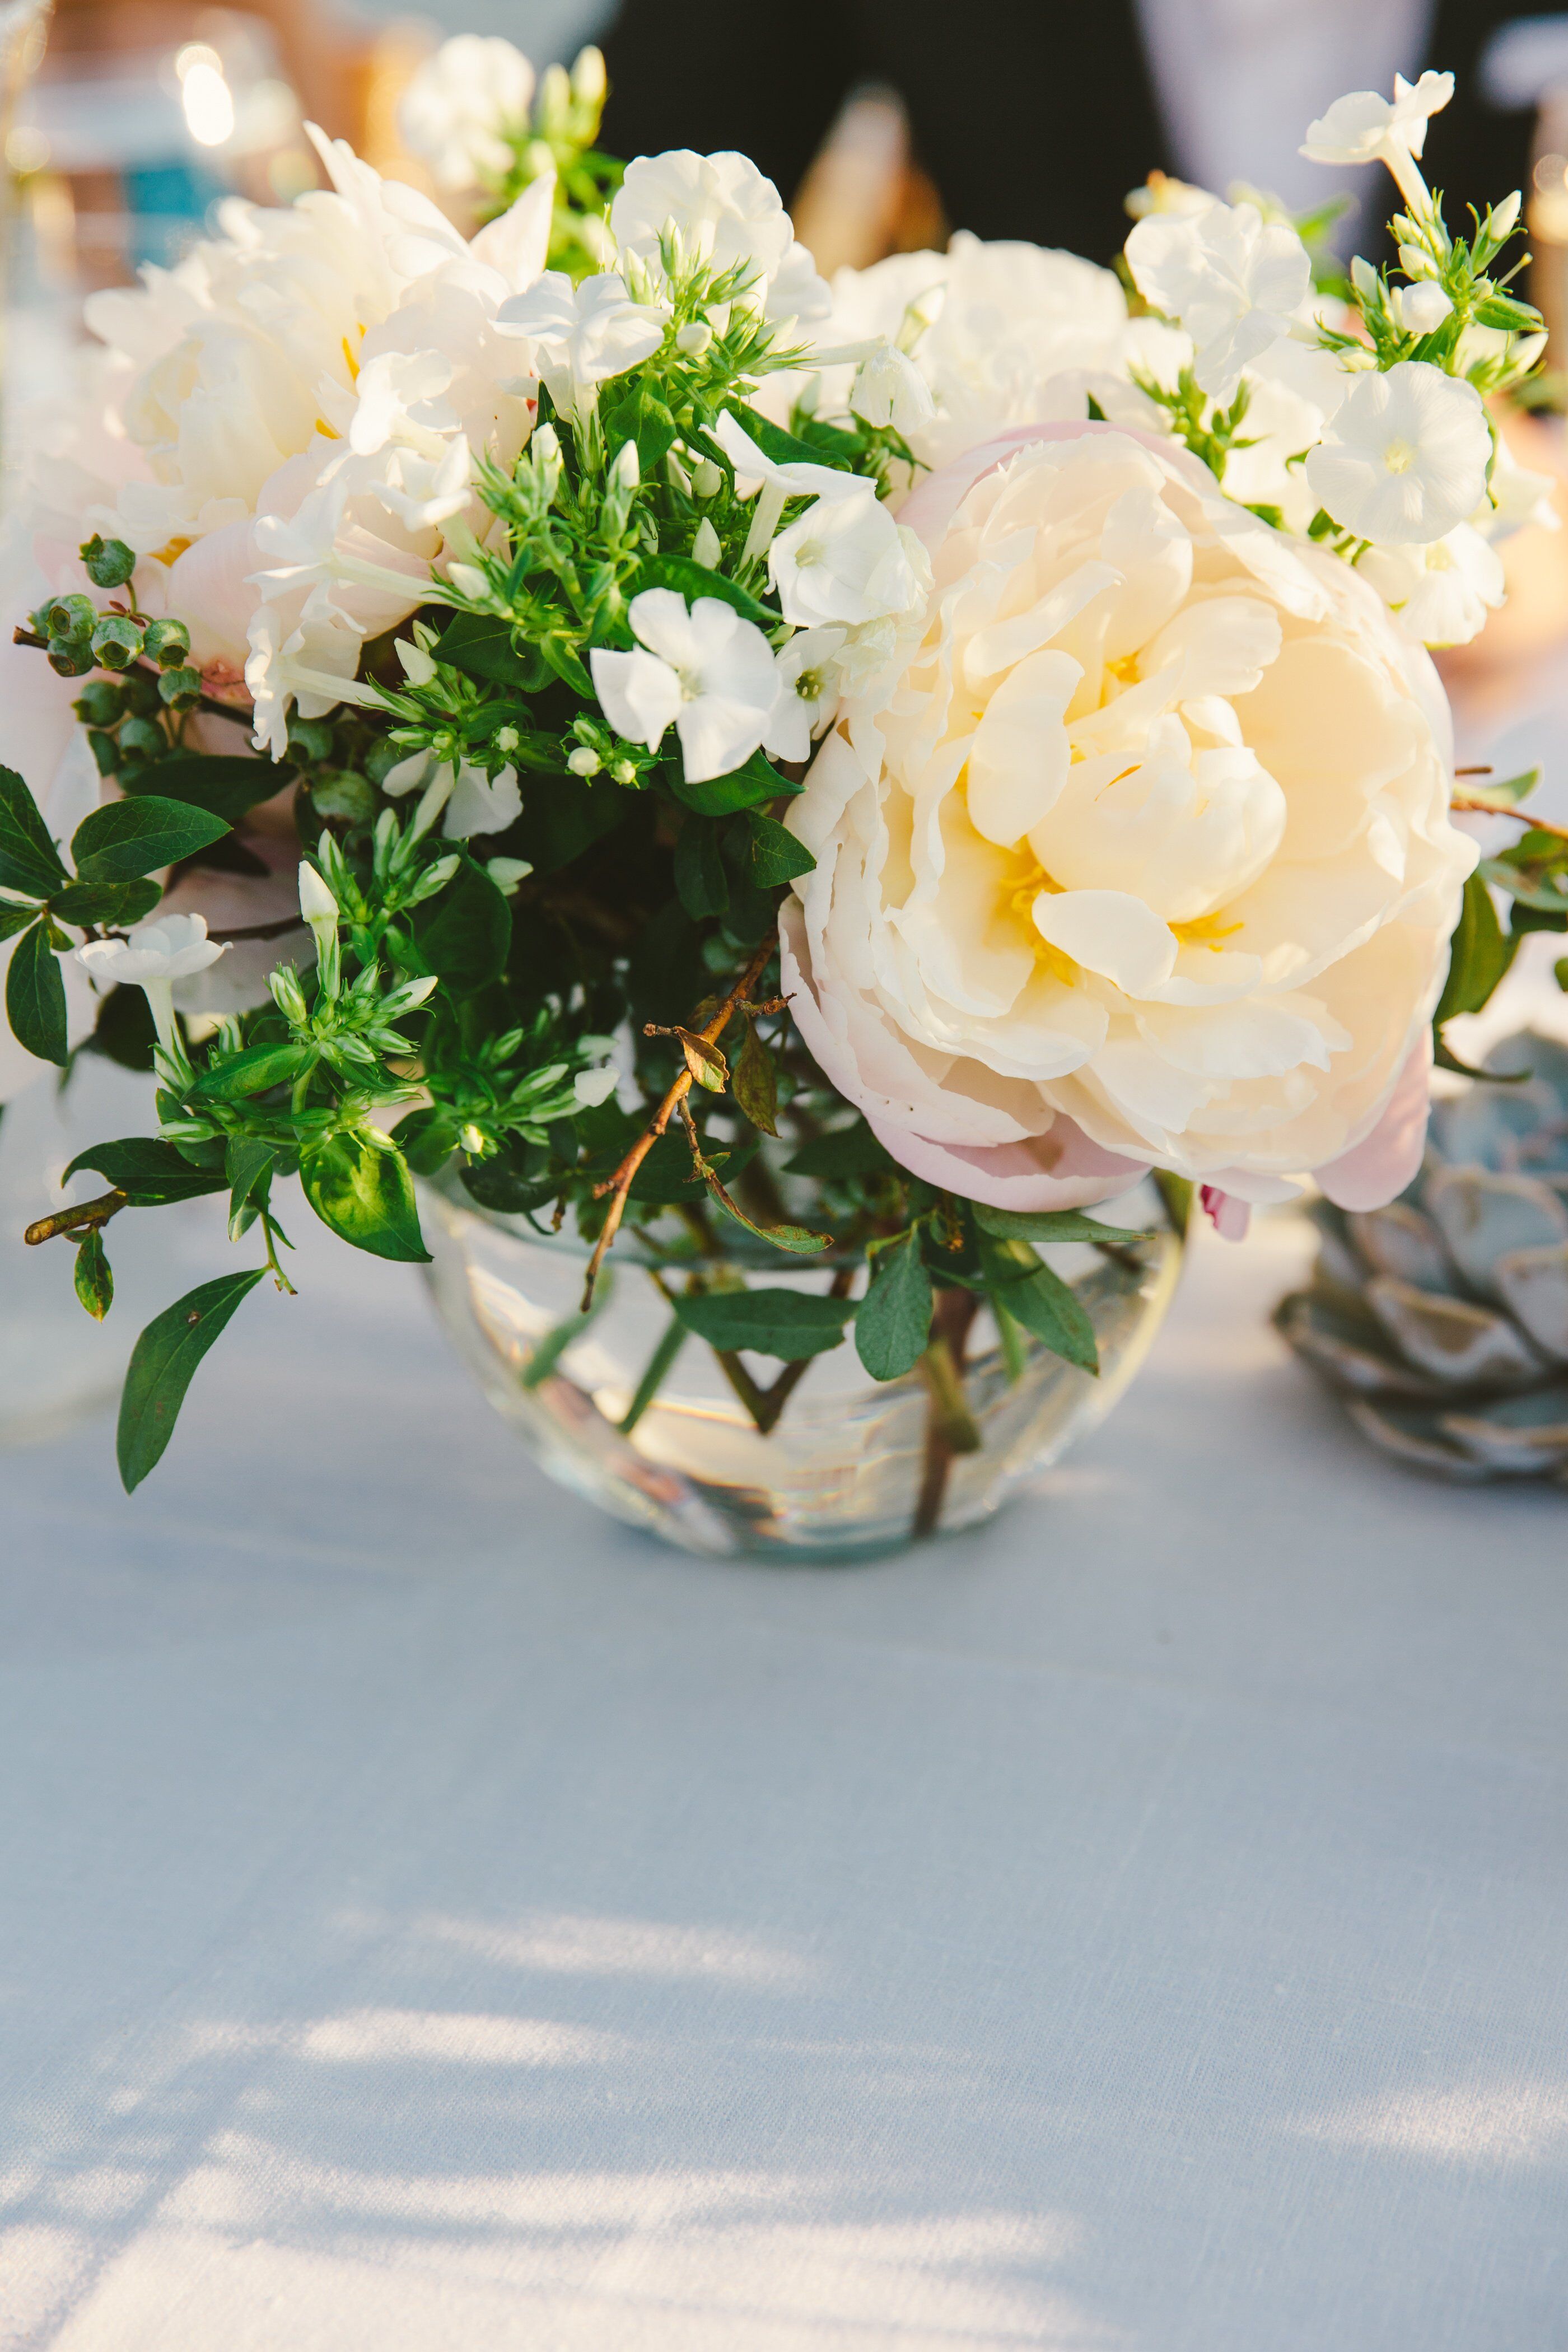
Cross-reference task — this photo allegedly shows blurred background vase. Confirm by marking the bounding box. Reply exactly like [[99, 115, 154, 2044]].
[[421, 1171, 1186, 1561]]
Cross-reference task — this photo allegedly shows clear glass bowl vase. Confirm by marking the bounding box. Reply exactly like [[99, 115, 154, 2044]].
[[420, 1169, 1186, 1562]]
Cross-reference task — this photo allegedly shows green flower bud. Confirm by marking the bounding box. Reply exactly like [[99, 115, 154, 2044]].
[[72, 679, 124, 727], [141, 616, 191, 670], [80, 534, 137, 589], [45, 591, 96, 642], [158, 665, 203, 713], [118, 716, 165, 761], [90, 613, 144, 671], [46, 636, 95, 678]]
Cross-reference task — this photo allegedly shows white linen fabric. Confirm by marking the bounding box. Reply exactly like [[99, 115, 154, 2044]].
[[1, 1211, 1565, 2350]]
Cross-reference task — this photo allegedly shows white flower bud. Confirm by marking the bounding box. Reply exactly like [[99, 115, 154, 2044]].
[[675, 320, 713, 357], [486, 856, 534, 895], [1393, 279, 1453, 335], [691, 517, 722, 567], [571, 43, 605, 104], [1487, 190, 1522, 240], [692, 457, 722, 499], [850, 342, 936, 433], [395, 638, 438, 689], [494, 725, 520, 754], [573, 1065, 618, 1107], [445, 561, 488, 600], [297, 861, 338, 928], [609, 437, 641, 492], [567, 745, 602, 776]]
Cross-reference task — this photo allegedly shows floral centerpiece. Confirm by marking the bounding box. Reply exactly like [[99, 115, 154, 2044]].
[[0, 55, 1555, 1532]]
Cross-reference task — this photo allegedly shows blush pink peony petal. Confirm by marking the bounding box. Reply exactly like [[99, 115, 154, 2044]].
[[863, 1114, 1147, 1211], [1314, 1029, 1432, 1211], [896, 418, 1214, 550], [1200, 1185, 1252, 1241]]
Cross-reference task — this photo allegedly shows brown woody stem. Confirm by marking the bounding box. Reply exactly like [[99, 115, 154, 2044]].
[[25, 1188, 128, 1246]]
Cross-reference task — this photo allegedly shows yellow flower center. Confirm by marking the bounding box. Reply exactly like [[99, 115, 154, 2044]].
[[1170, 911, 1243, 951], [1383, 438, 1417, 475], [1007, 860, 1079, 985]]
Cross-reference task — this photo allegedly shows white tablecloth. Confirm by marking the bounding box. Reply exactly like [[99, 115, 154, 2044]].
[[2, 1210, 1565, 2351]]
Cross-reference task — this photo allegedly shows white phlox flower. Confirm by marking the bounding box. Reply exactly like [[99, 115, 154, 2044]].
[[1390, 279, 1454, 336], [1305, 360, 1492, 545], [381, 749, 524, 838], [590, 587, 779, 783], [764, 626, 849, 763], [245, 603, 374, 758], [1300, 71, 1454, 209], [850, 343, 936, 434], [1125, 197, 1311, 402], [609, 149, 830, 326], [1480, 437, 1560, 542], [76, 913, 228, 1051], [494, 269, 667, 417], [771, 486, 929, 630], [1358, 524, 1505, 646], [397, 34, 535, 194]]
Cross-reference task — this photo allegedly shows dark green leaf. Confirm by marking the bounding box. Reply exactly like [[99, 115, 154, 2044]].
[[71, 795, 230, 883], [0, 764, 69, 895], [192, 1040, 310, 1100], [300, 1128, 431, 1261], [730, 403, 856, 476], [855, 1229, 934, 1379], [732, 1018, 778, 1134], [435, 611, 552, 690], [1434, 871, 1515, 1025], [673, 1285, 856, 1361], [783, 1122, 893, 1179], [225, 1136, 278, 1240], [84, 983, 157, 1071], [412, 856, 511, 990], [120, 754, 294, 824], [505, 774, 623, 875], [634, 553, 779, 631], [991, 1256, 1099, 1374], [5, 920, 66, 1063], [670, 748, 800, 817], [602, 382, 679, 474], [0, 897, 40, 941], [49, 879, 162, 927], [743, 809, 814, 887], [674, 820, 730, 920], [63, 1136, 229, 1204], [116, 1268, 267, 1491], [974, 1204, 1154, 1244], [396, 1106, 459, 1178], [539, 636, 594, 698], [74, 1229, 113, 1320], [623, 1127, 760, 1202]]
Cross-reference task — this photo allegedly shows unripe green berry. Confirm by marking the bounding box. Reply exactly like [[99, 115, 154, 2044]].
[[120, 669, 162, 716], [72, 679, 125, 727], [142, 617, 191, 669], [286, 717, 334, 763], [158, 665, 203, 713], [46, 636, 95, 678], [45, 591, 96, 642], [90, 613, 144, 671], [118, 716, 165, 760], [80, 534, 137, 589]]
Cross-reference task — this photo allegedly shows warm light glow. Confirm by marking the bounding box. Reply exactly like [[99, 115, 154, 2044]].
[[180, 59, 235, 147]]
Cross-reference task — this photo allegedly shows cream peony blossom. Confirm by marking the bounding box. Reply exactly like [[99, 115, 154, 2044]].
[[781, 423, 1475, 1213], [397, 34, 536, 194]]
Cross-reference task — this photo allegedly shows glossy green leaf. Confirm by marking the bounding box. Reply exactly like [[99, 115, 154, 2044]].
[[1435, 870, 1514, 1025], [730, 403, 856, 476], [225, 1136, 279, 1240], [71, 795, 230, 883], [0, 897, 41, 941], [782, 1122, 892, 1179], [435, 611, 552, 691], [0, 764, 68, 896], [855, 1229, 933, 1380], [191, 1039, 310, 1100], [673, 1284, 856, 1361], [63, 1136, 229, 1204], [669, 749, 800, 817], [116, 1268, 267, 1491], [634, 553, 778, 631], [300, 1128, 431, 1262], [49, 878, 162, 927], [73, 1229, 113, 1320], [674, 819, 730, 920], [5, 920, 66, 1063], [120, 754, 295, 824], [412, 856, 511, 990], [991, 1255, 1099, 1375], [743, 810, 814, 888], [973, 1205, 1153, 1244]]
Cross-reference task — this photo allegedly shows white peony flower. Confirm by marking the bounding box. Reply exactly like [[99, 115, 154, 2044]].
[[1305, 361, 1492, 546], [609, 148, 829, 324], [1124, 197, 1310, 403], [77, 913, 228, 1052], [1358, 524, 1505, 646], [590, 588, 780, 783], [494, 270, 667, 417], [380, 750, 523, 839], [397, 34, 535, 194], [1300, 72, 1453, 209], [781, 424, 1474, 1214], [764, 626, 848, 762]]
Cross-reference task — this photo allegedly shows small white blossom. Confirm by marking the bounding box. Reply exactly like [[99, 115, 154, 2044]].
[[486, 856, 533, 894], [609, 147, 829, 324], [590, 587, 779, 782], [1300, 71, 1453, 209], [770, 488, 928, 630], [1124, 197, 1310, 402], [573, 1065, 619, 1107], [398, 34, 536, 194], [77, 914, 228, 1053], [1481, 438, 1560, 541], [1391, 279, 1454, 337], [245, 606, 371, 759], [849, 343, 936, 434], [494, 270, 666, 417], [382, 752, 522, 839], [1359, 524, 1506, 646], [764, 626, 848, 763], [1305, 361, 1492, 546]]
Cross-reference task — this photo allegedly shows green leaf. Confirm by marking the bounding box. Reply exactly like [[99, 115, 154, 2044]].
[[0, 764, 68, 896], [192, 1040, 310, 1100], [0, 897, 41, 941], [743, 809, 814, 887], [732, 1017, 778, 1134], [855, 1229, 934, 1380], [634, 553, 779, 632], [1435, 870, 1515, 1025], [1473, 293, 1542, 332], [674, 819, 730, 920], [991, 1256, 1099, 1375], [974, 1205, 1153, 1244], [5, 920, 66, 1063], [603, 381, 679, 475], [73, 1228, 114, 1319], [782, 1122, 892, 1179], [412, 856, 511, 990], [618, 1311, 688, 1434], [670, 749, 800, 817], [730, 403, 856, 477], [120, 754, 295, 824], [622, 1127, 759, 1202], [116, 1268, 267, 1491], [63, 1136, 229, 1204], [49, 878, 162, 927], [539, 635, 594, 699], [225, 1136, 279, 1240], [71, 795, 230, 883], [506, 773, 623, 874], [435, 611, 551, 691], [300, 1128, 431, 1261], [673, 1285, 856, 1361], [395, 1105, 459, 1178]]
